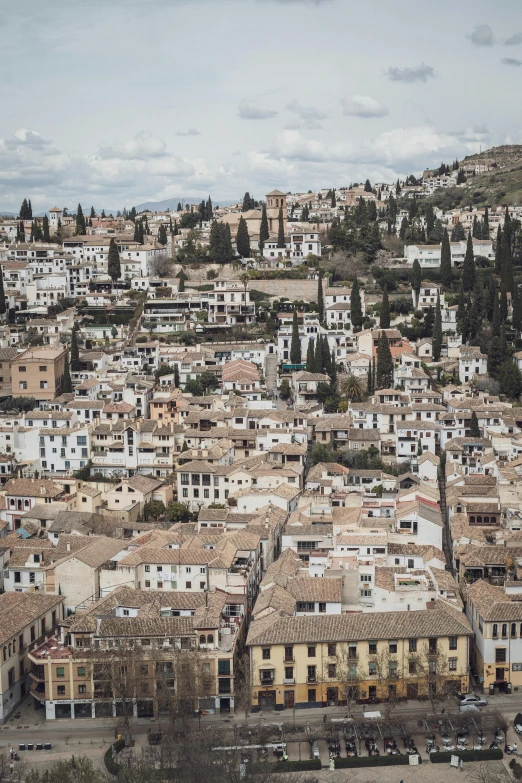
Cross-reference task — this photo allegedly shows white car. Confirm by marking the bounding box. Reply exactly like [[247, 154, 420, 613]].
[[458, 694, 488, 706]]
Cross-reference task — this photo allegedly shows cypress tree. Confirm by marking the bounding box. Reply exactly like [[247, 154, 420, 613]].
[[330, 349, 337, 389], [433, 292, 443, 361], [366, 360, 373, 395], [440, 228, 452, 287], [260, 205, 269, 251], [177, 202, 182, 212], [500, 284, 508, 324], [157, 224, 167, 245], [412, 259, 422, 306], [42, 215, 50, 242], [206, 196, 213, 221], [178, 270, 186, 292], [317, 272, 324, 324], [107, 238, 121, 282], [322, 336, 332, 375], [290, 310, 302, 364], [491, 289, 501, 338], [0, 268, 6, 317], [500, 359, 522, 399], [350, 277, 363, 331], [487, 336, 503, 378], [501, 224, 514, 294], [225, 224, 233, 261], [306, 338, 315, 371], [236, 216, 251, 258], [486, 275, 496, 321], [513, 285, 522, 333], [90, 206, 96, 219], [469, 411, 480, 437], [424, 305, 435, 338], [495, 226, 502, 275], [483, 206, 490, 239], [462, 233, 475, 291], [277, 206, 285, 248], [70, 326, 80, 371], [314, 334, 323, 373], [380, 287, 390, 329], [457, 282, 466, 335], [174, 365, 180, 388], [372, 356, 376, 393], [19, 199, 28, 220], [138, 220, 145, 244], [376, 332, 394, 390], [62, 355, 72, 394], [472, 215, 480, 238], [451, 222, 465, 241], [75, 204, 86, 236], [133, 220, 140, 243]]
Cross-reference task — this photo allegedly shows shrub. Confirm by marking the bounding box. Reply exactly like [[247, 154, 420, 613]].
[[509, 759, 517, 769], [335, 755, 413, 768], [104, 739, 125, 776], [136, 335, 148, 343], [430, 749, 503, 764], [514, 762, 522, 780], [251, 760, 321, 774]]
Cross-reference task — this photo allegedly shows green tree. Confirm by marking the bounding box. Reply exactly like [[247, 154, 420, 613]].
[[487, 335, 504, 378], [379, 287, 390, 329], [157, 223, 168, 245], [314, 332, 324, 372], [423, 305, 435, 338], [259, 204, 269, 250], [62, 355, 72, 394], [376, 331, 394, 389], [185, 378, 203, 396], [166, 501, 192, 524], [317, 272, 324, 324], [364, 179, 372, 192], [290, 310, 302, 364], [42, 215, 51, 242], [143, 500, 166, 521], [483, 205, 490, 239], [494, 226, 503, 275], [469, 411, 480, 437], [0, 268, 6, 317], [277, 206, 285, 248], [350, 277, 363, 331], [500, 360, 522, 399], [440, 228, 452, 287], [75, 203, 86, 235], [451, 221, 465, 241], [462, 233, 475, 291], [491, 288, 501, 338], [500, 284, 508, 323], [200, 370, 219, 393], [236, 216, 251, 258], [340, 374, 364, 401], [279, 378, 291, 400], [174, 365, 180, 387], [306, 338, 315, 371], [70, 326, 80, 371], [432, 291, 443, 361], [412, 259, 422, 305], [107, 238, 121, 282], [178, 269, 187, 292]]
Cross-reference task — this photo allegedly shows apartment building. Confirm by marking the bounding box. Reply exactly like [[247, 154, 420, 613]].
[[11, 346, 67, 401]]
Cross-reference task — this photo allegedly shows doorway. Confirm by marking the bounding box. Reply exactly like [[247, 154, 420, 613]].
[[327, 687, 338, 706], [284, 691, 295, 709], [258, 691, 275, 710]]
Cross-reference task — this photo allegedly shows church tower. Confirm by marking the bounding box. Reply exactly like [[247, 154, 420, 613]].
[[265, 190, 287, 235]]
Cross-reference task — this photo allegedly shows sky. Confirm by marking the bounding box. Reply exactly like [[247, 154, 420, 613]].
[[1, 0, 522, 212]]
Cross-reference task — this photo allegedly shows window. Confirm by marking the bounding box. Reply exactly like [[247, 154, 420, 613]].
[[39, 366, 47, 372], [19, 381, 27, 390], [78, 685, 86, 694], [285, 666, 294, 680], [502, 624, 508, 638], [284, 646, 293, 662], [448, 658, 457, 671], [145, 565, 150, 572], [492, 623, 498, 638], [262, 648, 270, 660], [449, 636, 457, 650], [186, 582, 191, 589], [57, 685, 66, 695], [328, 663, 336, 678], [327, 643, 336, 657], [389, 661, 397, 677], [368, 662, 377, 676], [368, 642, 377, 655], [389, 641, 398, 654], [409, 639, 417, 653], [18, 366, 26, 372], [77, 667, 86, 676], [495, 648, 506, 663], [56, 667, 65, 677], [512, 624, 517, 638], [40, 381, 48, 389], [408, 660, 416, 674], [318, 602, 326, 613], [307, 665, 316, 682], [308, 646, 316, 658], [308, 688, 316, 702]]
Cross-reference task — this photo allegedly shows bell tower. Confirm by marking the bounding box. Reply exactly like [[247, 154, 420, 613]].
[[265, 190, 287, 235]]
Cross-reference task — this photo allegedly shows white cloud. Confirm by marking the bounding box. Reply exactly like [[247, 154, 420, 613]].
[[385, 63, 435, 83], [97, 131, 168, 160], [175, 128, 201, 136], [238, 100, 278, 120], [341, 94, 388, 118], [468, 24, 494, 47], [502, 57, 522, 66], [285, 101, 327, 129]]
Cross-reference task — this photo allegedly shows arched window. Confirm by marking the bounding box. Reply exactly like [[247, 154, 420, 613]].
[[493, 624, 498, 638], [199, 635, 205, 645], [511, 623, 517, 638], [502, 624, 508, 638], [484, 516, 490, 524], [470, 516, 475, 523], [477, 516, 482, 524], [207, 634, 214, 645]]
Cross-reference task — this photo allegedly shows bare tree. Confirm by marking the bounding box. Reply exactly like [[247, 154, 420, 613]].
[[322, 250, 366, 282], [150, 257, 175, 278], [409, 641, 457, 713], [234, 652, 252, 723]]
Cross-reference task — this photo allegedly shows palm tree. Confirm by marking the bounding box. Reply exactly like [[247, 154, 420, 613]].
[[339, 374, 364, 401], [238, 272, 250, 317]]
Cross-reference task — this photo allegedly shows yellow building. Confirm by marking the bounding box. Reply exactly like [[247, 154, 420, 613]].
[[11, 345, 67, 401], [247, 606, 471, 710]]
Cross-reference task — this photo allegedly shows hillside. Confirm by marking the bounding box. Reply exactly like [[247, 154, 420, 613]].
[[427, 145, 522, 209]]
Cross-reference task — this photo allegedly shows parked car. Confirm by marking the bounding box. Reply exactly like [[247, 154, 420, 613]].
[[458, 694, 488, 706]]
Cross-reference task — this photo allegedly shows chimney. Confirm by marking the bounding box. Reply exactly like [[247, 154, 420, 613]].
[[66, 542, 71, 552]]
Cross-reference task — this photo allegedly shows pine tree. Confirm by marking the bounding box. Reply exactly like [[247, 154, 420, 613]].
[[462, 233, 475, 291], [277, 206, 285, 248], [75, 204, 86, 235], [90, 206, 96, 219], [259, 205, 269, 251], [107, 238, 121, 282], [380, 287, 390, 329], [440, 228, 452, 287], [290, 310, 301, 364], [433, 292, 443, 361], [0, 268, 6, 317], [70, 326, 80, 371], [376, 332, 394, 390], [317, 272, 324, 324], [469, 411, 480, 437], [411, 259, 422, 306], [306, 338, 315, 371], [236, 216, 251, 258], [62, 355, 72, 394], [174, 365, 180, 388], [42, 215, 50, 242], [157, 224, 168, 246], [350, 277, 363, 331]]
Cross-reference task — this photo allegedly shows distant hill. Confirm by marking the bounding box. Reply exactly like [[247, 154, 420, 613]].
[[426, 145, 522, 209], [135, 197, 237, 212]]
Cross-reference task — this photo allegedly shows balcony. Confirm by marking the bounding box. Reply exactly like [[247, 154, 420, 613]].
[[260, 677, 274, 686], [307, 675, 317, 684], [283, 678, 295, 684]]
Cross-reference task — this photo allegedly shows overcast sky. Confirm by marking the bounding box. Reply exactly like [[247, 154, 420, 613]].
[[1, 0, 521, 211]]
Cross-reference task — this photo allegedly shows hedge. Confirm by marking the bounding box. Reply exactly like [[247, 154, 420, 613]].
[[251, 760, 321, 774], [430, 749, 503, 764], [335, 755, 414, 768], [104, 739, 126, 776]]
